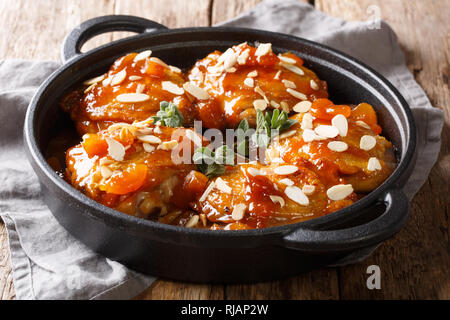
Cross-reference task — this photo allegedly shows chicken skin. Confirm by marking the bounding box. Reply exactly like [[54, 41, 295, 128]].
[[61, 51, 197, 135], [186, 42, 328, 129]]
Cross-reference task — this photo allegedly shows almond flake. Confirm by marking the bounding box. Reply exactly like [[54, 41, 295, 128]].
[[129, 75, 142, 81], [302, 185, 316, 195], [134, 50, 152, 62], [356, 120, 371, 129], [215, 177, 232, 194], [244, 78, 254, 87], [217, 48, 235, 65], [223, 51, 237, 70], [237, 49, 250, 65], [83, 83, 96, 94], [327, 184, 353, 201], [302, 129, 322, 142], [83, 74, 105, 85], [247, 70, 258, 77], [301, 113, 314, 130], [310, 79, 319, 90], [185, 215, 199, 228], [255, 43, 272, 57], [158, 140, 178, 150], [185, 130, 202, 147], [331, 114, 348, 137], [137, 135, 161, 144], [281, 63, 304, 76], [247, 167, 261, 176], [278, 55, 297, 64], [279, 178, 294, 186], [280, 101, 290, 113], [111, 70, 127, 86], [105, 137, 125, 161], [293, 101, 312, 113], [100, 166, 113, 179], [253, 99, 268, 111], [162, 81, 184, 95], [149, 57, 168, 68], [270, 100, 280, 109], [116, 93, 150, 103], [327, 141, 348, 152], [274, 165, 298, 175], [314, 125, 339, 138], [282, 79, 296, 89], [285, 186, 309, 206], [153, 126, 163, 134], [286, 88, 307, 100], [232, 203, 247, 221], [360, 135, 376, 150], [142, 143, 155, 153], [183, 82, 210, 100], [199, 182, 215, 202], [278, 129, 297, 140], [102, 77, 111, 86], [367, 157, 382, 171], [270, 195, 285, 207], [169, 66, 182, 73], [274, 70, 282, 80], [136, 84, 146, 94]]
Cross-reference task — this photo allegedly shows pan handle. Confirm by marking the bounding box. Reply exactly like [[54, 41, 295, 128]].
[[61, 15, 168, 63], [282, 188, 409, 252]]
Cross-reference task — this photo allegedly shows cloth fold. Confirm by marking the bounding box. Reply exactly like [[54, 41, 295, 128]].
[[0, 0, 443, 299]]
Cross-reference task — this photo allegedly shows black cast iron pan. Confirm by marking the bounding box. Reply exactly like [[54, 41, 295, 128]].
[[24, 15, 416, 283]]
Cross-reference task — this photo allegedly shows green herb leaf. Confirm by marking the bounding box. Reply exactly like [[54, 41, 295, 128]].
[[193, 146, 235, 178], [252, 109, 297, 147], [152, 101, 184, 127]]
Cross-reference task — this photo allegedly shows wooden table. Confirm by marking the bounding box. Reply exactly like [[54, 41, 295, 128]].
[[0, 0, 448, 300]]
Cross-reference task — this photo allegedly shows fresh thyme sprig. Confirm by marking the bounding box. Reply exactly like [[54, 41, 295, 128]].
[[152, 101, 184, 127]]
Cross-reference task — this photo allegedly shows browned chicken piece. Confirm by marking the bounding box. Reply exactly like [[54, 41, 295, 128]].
[[60, 51, 197, 135], [186, 42, 328, 129]]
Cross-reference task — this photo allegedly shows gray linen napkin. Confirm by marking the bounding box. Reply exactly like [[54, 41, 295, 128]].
[[0, 0, 443, 300]]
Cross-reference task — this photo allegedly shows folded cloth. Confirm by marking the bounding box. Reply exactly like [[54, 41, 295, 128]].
[[0, 0, 443, 299]]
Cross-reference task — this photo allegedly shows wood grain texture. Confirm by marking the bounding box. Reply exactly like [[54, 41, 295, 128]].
[[316, 0, 450, 299], [0, 0, 448, 300]]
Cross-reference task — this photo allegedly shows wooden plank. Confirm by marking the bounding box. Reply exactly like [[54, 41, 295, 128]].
[[211, 0, 339, 300], [316, 0, 450, 299], [0, 223, 15, 300], [135, 280, 224, 300]]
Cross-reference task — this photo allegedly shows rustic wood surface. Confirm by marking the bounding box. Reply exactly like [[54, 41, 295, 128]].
[[0, 0, 448, 300]]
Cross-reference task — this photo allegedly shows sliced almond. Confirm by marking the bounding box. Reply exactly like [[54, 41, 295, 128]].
[[286, 88, 307, 100], [278, 55, 296, 64], [136, 84, 146, 94], [185, 215, 199, 228], [137, 135, 161, 144], [253, 99, 268, 111], [327, 184, 353, 201], [153, 126, 163, 134], [134, 50, 152, 62], [302, 185, 316, 195], [105, 137, 125, 161], [102, 77, 111, 86], [274, 70, 282, 80], [302, 129, 321, 142], [360, 135, 376, 150], [237, 49, 250, 65], [278, 129, 297, 139], [293, 101, 312, 113], [270, 195, 285, 207], [281, 63, 304, 76], [282, 79, 296, 89], [247, 167, 261, 176], [367, 157, 382, 171], [255, 43, 272, 57], [111, 70, 127, 86], [199, 182, 215, 202], [129, 75, 142, 81], [142, 143, 155, 153], [215, 177, 232, 194], [331, 114, 348, 137], [83, 83, 96, 94], [169, 65, 182, 73], [100, 166, 113, 179], [83, 74, 105, 85], [314, 125, 339, 138], [232, 203, 247, 221], [310, 79, 319, 90], [158, 140, 178, 150], [244, 78, 254, 87], [356, 120, 371, 129], [223, 51, 237, 70], [285, 186, 309, 206], [116, 93, 150, 103], [183, 82, 210, 100], [274, 165, 298, 175], [247, 70, 258, 77], [327, 141, 348, 152], [149, 57, 168, 68], [279, 178, 294, 186], [270, 100, 280, 109], [301, 113, 314, 130], [162, 81, 184, 95], [280, 101, 290, 113], [185, 130, 202, 147]]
